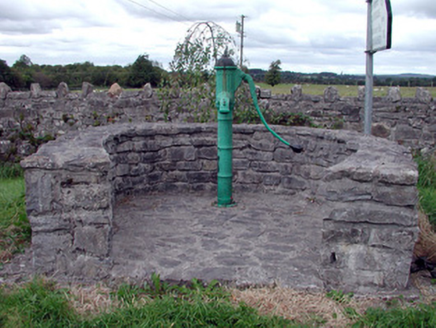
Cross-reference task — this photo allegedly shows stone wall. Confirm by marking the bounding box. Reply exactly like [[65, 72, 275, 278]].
[[0, 82, 435, 162], [21, 123, 419, 292]]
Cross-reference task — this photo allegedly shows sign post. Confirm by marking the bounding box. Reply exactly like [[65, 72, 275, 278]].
[[364, 0, 392, 135]]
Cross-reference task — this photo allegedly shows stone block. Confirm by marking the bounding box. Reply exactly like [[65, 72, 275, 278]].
[[387, 87, 401, 102], [57, 82, 69, 98], [416, 87, 432, 104], [0, 82, 11, 99], [143, 83, 153, 98], [60, 183, 111, 210], [30, 83, 42, 97], [82, 82, 94, 98], [250, 139, 275, 152], [373, 184, 417, 206], [233, 159, 250, 170], [177, 161, 202, 171], [395, 124, 422, 141], [201, 160, 217, 171], [324, 86, 339, 103], [141, 149, 167, 163], [371, 123, 391, 138], [328, 203, 418, 226], [263, 174, 282, 186], [74, 225, 110, 257], [198, 146, 217, 160], [187, 171, 214, 183], [282, 176, 307, 190], [236, 171, 263, 184], [24, 170, 58, 214], [168, 146, 196, 161], [115, 164, 130, 176], [375, 164, 418, 185], [291, 85, 303, 100], [30, 214, 72, 233], [32, 232, 73, 265], [251, 161, 279, 172], [244, 149, 273, 161], [318, 178, 372, 202]]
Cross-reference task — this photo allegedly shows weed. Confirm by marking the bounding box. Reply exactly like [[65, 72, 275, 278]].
[[0, 176, 30, 263], [326, 289, 354, 303], [415, 153, 436, 226]]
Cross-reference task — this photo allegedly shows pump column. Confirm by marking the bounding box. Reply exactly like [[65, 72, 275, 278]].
[[215, 54, 241, 207]]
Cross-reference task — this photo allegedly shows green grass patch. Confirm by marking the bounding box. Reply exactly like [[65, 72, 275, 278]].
[[415, 154, 436, 226], [256, 83, 436, 98], [0, 164, 29, 264], [0, 277, 300, 328], [352, 303, 436, 328]]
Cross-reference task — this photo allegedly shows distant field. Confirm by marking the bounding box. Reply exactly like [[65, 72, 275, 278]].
[[256, 82, 436, 98], [73, 83, 436, 98]]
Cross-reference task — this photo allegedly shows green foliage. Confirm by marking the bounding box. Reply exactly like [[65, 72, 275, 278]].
[[0, 174, 30, 263], [170, 21, 236, 87], [0, 277, 297, 328], [415, 153, 436, 226], [90, 295, 296, 328], [0, 278, 77, 327], [127, 54, 163, 88], [265, 60, 282, 87], [269, 112, 319, 128], [326, 290, 354, 303], [352, 303, 436, 328]]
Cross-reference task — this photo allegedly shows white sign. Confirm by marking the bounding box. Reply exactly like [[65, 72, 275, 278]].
[[370, 0, 392, 52]]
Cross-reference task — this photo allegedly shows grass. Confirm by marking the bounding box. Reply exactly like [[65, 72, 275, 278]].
[[256, 82, 436, 98], [0, 164, 30, 265], [0, 277, 301, 328], [74, 83, 436, 98], [415, 153, 436, 227]]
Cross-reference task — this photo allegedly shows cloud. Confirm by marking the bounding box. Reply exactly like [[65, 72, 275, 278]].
[[0, 0, 435, 75]]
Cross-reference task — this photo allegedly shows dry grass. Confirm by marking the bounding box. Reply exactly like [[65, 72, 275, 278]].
[[66, 285, 116, 316], [414, 211, 436, 262], [231, 286, 384, 328]]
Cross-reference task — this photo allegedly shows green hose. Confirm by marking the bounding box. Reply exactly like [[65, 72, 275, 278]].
[[240, 72, 303, 153]]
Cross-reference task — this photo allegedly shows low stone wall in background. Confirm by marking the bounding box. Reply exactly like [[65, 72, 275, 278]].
[[21, 123, 419, 292], [0, 81, 435, 162]]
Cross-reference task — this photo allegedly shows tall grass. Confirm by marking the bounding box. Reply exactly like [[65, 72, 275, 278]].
[[0, 277, 299, 328], [415, 154, 436, 226], [0, 164, 30, 264]]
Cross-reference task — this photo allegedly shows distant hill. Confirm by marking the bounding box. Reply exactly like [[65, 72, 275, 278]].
[[248, 69, 436, 87]]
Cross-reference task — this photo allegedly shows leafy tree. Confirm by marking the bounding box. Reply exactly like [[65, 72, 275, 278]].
[[127, 54, 162, 88], [0, 59, 23, 88], [169, 21, 237, 87], [265, 60, 282, 87], [12, 54, 35, 88]]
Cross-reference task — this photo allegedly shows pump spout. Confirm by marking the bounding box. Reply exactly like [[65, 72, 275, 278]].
[[240, 72, 304, 153]]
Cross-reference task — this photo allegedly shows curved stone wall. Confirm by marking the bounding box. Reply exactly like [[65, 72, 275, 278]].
[[21, 123, 419, 292]]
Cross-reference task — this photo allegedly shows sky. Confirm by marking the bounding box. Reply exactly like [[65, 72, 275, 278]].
[[1, 0, 435, 75]]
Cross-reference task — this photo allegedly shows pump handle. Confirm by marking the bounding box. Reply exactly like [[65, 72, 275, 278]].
[[240, 72, 303, 153]]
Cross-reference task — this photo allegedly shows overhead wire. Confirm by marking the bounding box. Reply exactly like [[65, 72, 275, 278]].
[[124, 0, 189, 24], [145, 0, 191, 22]]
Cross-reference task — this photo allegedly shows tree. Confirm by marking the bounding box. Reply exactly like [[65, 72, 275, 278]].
[[0, 59, 23, 89], [265, 60, 282, 87], [170, 21, 237, 87], [127, 54, 162, 88]]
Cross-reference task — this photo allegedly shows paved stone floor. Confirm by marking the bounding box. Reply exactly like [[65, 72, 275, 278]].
[[110, 191, 329, 290]]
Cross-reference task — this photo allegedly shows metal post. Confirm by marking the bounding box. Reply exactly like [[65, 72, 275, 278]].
[[215, 54, 241, 207], [239, 15, 245, 68], [364, 0, 374, 135]]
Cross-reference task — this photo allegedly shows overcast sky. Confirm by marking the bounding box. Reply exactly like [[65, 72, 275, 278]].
[[1, 0, 435, 75]]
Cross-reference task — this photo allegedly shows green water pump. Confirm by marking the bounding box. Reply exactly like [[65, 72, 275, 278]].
[[215, 53, 303, 207]]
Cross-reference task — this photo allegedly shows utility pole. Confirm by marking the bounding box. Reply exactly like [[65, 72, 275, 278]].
[[236, 15, 245, 68], [364, 0, 374, 135]]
